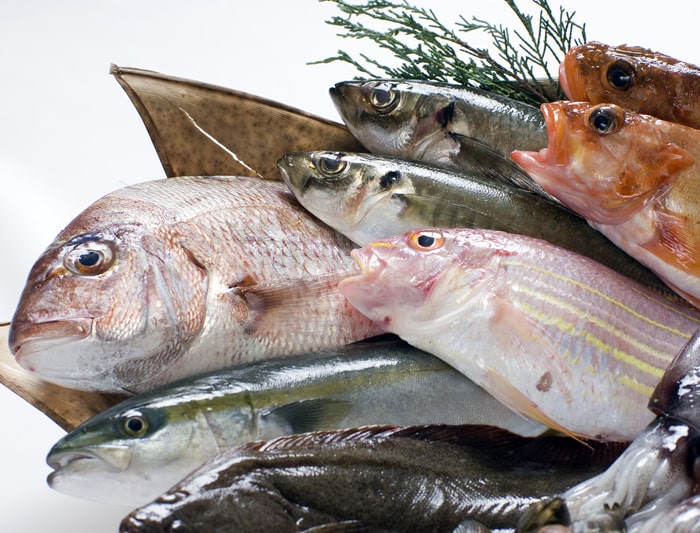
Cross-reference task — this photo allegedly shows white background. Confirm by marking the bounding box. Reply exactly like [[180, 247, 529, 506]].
[[1, 2, 696, 531]]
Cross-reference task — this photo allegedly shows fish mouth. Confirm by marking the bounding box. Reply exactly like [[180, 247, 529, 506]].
[[559, 51, 585, 101], [47, 446, 131, 476], [9, 318, 92, 360]]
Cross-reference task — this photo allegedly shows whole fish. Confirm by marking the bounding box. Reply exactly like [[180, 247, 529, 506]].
[[278, 150, 679, 301], [9, 176, 381, 393], [511, 101, 700, 307], [560, 41, 700, 129], [330, 79, 555, 200], [522, 327, 700, 532], [46, 339, 545, 506], [338, 228, 700, 441], [119, 425, 622, 533]]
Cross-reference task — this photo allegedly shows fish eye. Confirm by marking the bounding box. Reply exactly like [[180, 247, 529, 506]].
[[318, 154, 347, 176], [379, 171, 401, 189], [586, 105, 623, 135], [408, 230, 446, 251], [121, 413, 149, 438], [369, 86, 399, 113], [605, 60, 634, 91], [64, 239, 116, 276]]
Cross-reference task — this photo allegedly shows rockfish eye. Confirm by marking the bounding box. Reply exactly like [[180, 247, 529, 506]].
[[64, 239, 116, 276], [318, 154, 347, 176], [605, 60, 634, 91], [369, 86, 398, 113], [408, 230, 445, 251], [586, 105, 623, 135]]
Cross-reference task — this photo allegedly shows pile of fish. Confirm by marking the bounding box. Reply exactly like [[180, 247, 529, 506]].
[[9, 41, 700, 531]]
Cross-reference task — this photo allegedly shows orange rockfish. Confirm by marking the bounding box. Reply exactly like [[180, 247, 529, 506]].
[[339, 228, 700, 441], [511, 101, 700, 306], [560, 41, 700, 129], [9, 176, 382, 394]]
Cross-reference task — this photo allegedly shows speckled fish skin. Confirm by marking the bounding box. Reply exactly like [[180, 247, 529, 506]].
[[560, 41, 700, 129], [278, 150, 681, 303], [119, 425, 617, 533], [528, 328, 700, 532], [511, 101, 700, 307], [8, 176, 381, 393], [339, 228, 700, 441], [46, 339, 545, 507]]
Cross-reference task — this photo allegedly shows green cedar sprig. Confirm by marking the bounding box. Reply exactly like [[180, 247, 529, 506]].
[[313, 0, 586, 105]]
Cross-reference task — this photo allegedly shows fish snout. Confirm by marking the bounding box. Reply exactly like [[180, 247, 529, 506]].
[[8, 317, 92, 357]]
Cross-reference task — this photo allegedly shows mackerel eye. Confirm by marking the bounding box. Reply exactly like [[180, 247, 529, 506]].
[[122, 414, 148, 438], [64, 240, 116, 276], [318, 154, 347, 176], [605, 60, 634, 91], [408, 230, 445, 251], [586, 105, 623, 135], [369, 86, 398, 113]]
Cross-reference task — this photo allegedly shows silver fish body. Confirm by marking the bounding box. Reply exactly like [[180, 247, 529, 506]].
[[278, 150, 676, 300], [330, 79, 554, 201], [339, 228, 700, 441], [9, 176, 381, 393], [330, 79, 547, 158], [46, 339, 545, 506], [119, 425, 619, 533]]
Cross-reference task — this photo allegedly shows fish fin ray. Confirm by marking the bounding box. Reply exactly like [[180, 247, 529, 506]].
[[647, 208, 700, 272], [262, 399, 353, 435]]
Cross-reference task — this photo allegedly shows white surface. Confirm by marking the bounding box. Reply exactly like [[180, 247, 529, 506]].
[[0, 2, 697, 531]]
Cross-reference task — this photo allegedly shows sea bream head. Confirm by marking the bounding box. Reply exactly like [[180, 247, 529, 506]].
[[560, 41, 700, 128], [9, 181, 210, 392], [278, 151, 416, 245], [330, 79, 458, 159], [511, 101, 695, 225], [339, 228, 508, 334]]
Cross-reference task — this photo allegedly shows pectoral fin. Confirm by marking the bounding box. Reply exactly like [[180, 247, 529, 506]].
[[648, 208, 700, 272], [262, 399, 353, 435]]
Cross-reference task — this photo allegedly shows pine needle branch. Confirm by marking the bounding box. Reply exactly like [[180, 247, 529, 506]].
[[312, 0, 587, 105]]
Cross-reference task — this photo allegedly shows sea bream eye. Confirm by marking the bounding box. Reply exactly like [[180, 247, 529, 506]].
[[408, 230, 446, 251], [318, 154, 347, 176], [369, 86, 398, 113], [605, 60, 634, 91], [586, 105, 623, 135], [64, 239, 116, 276]]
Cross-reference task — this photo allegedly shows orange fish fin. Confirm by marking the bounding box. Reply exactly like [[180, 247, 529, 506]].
[[646, 208, 700, 272], [484, 370, 588, 445]]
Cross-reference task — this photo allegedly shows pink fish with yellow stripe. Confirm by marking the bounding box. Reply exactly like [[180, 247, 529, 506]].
[[339, 228, 700, 441], [511, 101, 700, 307]]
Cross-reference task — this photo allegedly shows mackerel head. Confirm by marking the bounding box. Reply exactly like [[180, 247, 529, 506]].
[[9, 176, 381, 393]]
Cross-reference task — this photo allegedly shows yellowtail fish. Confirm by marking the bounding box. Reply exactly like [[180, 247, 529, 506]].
[[512, 101, 700, 307], [46, 339, 545, 506], [524, 327, 700, 531], [9, 176, 381, 393], [119, 425, 624, 533], [339, 228, 700, 441]]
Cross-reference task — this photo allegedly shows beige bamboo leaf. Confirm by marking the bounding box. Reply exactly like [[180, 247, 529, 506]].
[[110, 64, 364, 178]]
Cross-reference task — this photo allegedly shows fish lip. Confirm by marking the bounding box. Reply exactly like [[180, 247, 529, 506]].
[[558, 60, 571, 99], [9, 318, 92, 360], [47, 446, 131, 474]]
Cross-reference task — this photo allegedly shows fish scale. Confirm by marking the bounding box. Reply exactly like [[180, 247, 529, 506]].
[[338, 228, 700, 440]]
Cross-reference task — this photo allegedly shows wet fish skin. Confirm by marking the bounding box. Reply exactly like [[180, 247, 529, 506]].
[[526, 329, 700, 532], [511, 101, 700, 307], [9, 176, 381, 393], [278, 150, 678, 301], [338, 228, 700, 441], [560, 41, 700, 129], [46, 339, 545, 506], [119, 425, 617, 533], [330, 79, 547, 159]]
